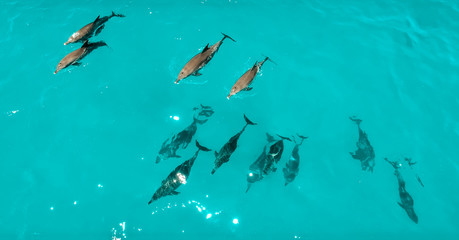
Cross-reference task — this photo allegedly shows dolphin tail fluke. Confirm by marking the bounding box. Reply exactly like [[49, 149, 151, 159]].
[[112, 11, 126, 17], [349, 116, 362, 125], [243, 114, 256, 126], [221, 32, 236, 42], [200, 104, 212, 109], [262, 54, 278, 65], [276, 134, 292, 141], [196, 140, 211, 152], [296, 134, 308, 145], [193, 116, 208, 125]]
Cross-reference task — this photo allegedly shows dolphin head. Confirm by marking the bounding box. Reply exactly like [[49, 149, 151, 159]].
[[176, 70, 189, 84], [227, 86, 240, 99], [54, 62, 64, 74], [247, 171, 262, 183]]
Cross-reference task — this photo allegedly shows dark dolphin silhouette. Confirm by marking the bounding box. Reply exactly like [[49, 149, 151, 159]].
[[149, 141, 211, 204], [211, 115, 256, 174]]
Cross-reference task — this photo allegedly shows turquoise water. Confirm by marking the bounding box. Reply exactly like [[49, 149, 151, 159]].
[[1, 0, 459, 239]]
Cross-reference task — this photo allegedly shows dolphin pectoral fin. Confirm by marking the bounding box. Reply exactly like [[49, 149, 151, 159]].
[[172, 154, 181, 158], [214, 151, 218, 157], [397, 202, 404, 209], [72, 62, 82, 66], [171, 190, 180, 195], [95, 24, 105, 36], [244, 87, 253, 91], [192, 72, 202, 76]]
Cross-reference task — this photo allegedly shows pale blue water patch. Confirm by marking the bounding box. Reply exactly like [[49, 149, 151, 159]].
[[1, 0, 459, 239]]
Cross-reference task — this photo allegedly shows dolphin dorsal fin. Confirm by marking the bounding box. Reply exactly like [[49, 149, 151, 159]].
[[94, 15, 100, 23], [202, 44, 210, 53], [82, 40, 90, 48]]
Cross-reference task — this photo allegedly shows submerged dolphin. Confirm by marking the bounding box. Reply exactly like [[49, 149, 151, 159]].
[[54, 40, 107, 74], [211, 114, 256, 175], [149, 141, 211, 204], [263, 134, 291, 176], [227, 56, 273, 99], [349, 117, 375, 172], [246, 145, 269, 192], [283, 134, 308, 186], [157, 105, 214, 163], [175, 33, 236, 84], [64, 11, 125, 45], [385, 158, 419, 224]]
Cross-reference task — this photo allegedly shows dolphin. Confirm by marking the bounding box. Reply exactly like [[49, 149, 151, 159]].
[[263, 134, 291, 176], [227, 56, 273, 99], [349, 116, 375, 172], [148, 141, 211, 204], [64, 11, 125, 45], [175, 33, 236, 84], [211, 114, 256, 175], [283, 134, 308, 186], [156, 105, 214, 163], [385, 158, 419, 224], [246, 145, 269, 193], [54, 40, 107, 74]]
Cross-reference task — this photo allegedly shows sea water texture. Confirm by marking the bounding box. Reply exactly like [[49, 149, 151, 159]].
[[1, 0, 459, 239]]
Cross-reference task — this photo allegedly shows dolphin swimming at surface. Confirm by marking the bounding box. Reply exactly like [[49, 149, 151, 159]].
[[54, 40, 107, 74], [283, 134, 308, 186], [156, 105, 214, 163], [175, 33, 236, 84], [211, 114, 256, 175], [349, 116, 375, 172], [149, 141, 211, 204], [64, 11, 125, 45], [385, 158, 419, 224], [227, 56, 274, 99]]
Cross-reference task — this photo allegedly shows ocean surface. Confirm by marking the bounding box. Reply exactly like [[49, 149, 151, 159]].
[[1, 0, 459, 239]]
